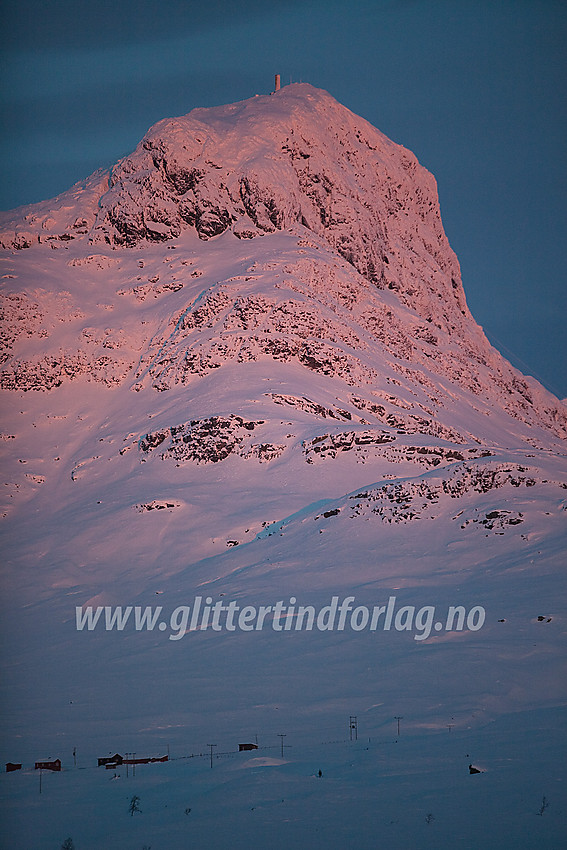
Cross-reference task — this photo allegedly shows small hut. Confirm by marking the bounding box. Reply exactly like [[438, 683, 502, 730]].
[[98, 754, 123, 767], [35, 759, 61, 771]]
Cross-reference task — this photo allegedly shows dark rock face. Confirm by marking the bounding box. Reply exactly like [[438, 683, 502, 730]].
[[139, 415, 288, 465]]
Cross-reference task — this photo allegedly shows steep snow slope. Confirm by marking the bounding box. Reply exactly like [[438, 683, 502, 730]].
[[0, 85, 565, 849]]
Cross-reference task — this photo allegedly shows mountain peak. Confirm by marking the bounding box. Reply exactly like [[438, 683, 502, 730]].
[[0, 84, 466, 335], [96, 83, 471, 336], [1, 86, 566, 444], [1, 85, 566, 850]]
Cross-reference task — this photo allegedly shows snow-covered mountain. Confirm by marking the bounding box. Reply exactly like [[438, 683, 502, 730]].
[[0, 84, 565, 850]]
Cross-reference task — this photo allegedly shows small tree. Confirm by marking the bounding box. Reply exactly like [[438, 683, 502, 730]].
[[128, 794, 142, 816], [537, 796, 550, 816], [61, 840, 75, 850]]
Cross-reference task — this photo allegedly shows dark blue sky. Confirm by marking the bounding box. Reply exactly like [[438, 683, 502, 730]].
[[1, 0, 565, 397]]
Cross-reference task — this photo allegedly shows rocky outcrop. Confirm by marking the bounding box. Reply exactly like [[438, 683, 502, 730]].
[[139, 415, 286, 465]]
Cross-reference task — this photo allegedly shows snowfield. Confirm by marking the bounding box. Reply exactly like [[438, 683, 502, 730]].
[[0, 84, 565, 849]]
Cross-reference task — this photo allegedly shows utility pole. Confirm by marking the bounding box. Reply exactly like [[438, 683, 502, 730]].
[[395, 716, 403, 737], [349, 716, 358, 741], [73, 747, 77, 767], [207, 743, 217, 768], [278, 734, 286, 758]]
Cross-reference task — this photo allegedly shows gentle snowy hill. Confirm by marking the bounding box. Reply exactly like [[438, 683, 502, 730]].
[[0, 84, 565, 849]]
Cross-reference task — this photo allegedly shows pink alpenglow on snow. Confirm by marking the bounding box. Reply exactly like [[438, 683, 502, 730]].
[[0, 85, 565, 850]]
